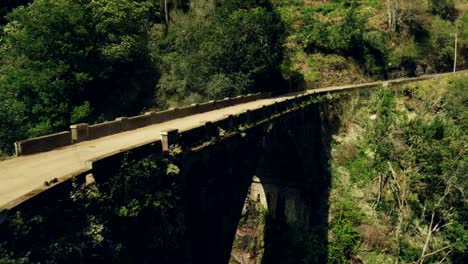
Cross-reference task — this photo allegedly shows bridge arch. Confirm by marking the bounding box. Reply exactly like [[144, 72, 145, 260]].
[[179, 101, 332, 263], [254, 126, 307, 223], [182, 141, 255, 263]]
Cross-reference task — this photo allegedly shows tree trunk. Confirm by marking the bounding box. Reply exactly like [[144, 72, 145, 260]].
[[164, 0, 169, 36], [386, 0, 398, 32]]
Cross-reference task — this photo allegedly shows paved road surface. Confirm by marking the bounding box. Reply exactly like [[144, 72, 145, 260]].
[[0, 93, 303, 210], [0, 71, 461, 210]]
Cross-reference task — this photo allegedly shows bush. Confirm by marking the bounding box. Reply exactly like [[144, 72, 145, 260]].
[[444, 218, 468, 263], [398, 239, 421, 262], [328, 219, 360, 264], [443, 78, 468, 129], [346, 156, 374, 184], [0, 0, 158, 154], [429, 0, 457, 21], [427, 17, 456, 72], [156, 0, 285, 107], [302, 3, 388, 77], [328, 199, 362, 263]]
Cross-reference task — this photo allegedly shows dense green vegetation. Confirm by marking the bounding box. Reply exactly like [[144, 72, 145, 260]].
[[0, 0, 30, 24], [275, 0, 468, 86], [0, 0, 467, 263], [0, 0, 285, 156], [156, 0, 284, 107], [0, 0, 160, 154], [329, 72, 468, 263], [1, 0, 467, 156]]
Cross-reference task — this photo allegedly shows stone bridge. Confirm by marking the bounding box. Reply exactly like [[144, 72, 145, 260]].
[[0, 73, 447, 263]]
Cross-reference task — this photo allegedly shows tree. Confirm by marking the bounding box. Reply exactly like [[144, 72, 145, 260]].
[[209, 2, 285, 92], [426, 17, 456, 72], [0, 0, 93, 141], [0, 0, 31, 24], [86, 0, 157, 118], [429, 0, 457, 21], [0, 85, 26, 156], [156, 0, 285, 107], [0, 0, 159, 154], [385, 0, 429, 35]]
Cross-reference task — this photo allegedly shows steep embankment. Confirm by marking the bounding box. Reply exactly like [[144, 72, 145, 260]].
[[273, 0, 468, 88], [328, 71, 467, 263]]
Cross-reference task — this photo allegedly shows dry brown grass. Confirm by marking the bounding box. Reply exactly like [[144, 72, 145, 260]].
[[302, 0, 328, 7], [333, 142, 359, 164], [357, 224, 391, 251], [456, 4, 468, 12]]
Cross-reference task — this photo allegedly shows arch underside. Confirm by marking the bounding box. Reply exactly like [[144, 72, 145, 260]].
[[182, 104, 330, 263]]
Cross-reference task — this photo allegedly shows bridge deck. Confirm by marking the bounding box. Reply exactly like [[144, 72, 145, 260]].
[[2, 71, 454, 211], [0, 94, 300, 210]]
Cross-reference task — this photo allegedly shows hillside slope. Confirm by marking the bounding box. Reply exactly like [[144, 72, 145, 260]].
[[274, 0, 468, 88], [328, 71, 468, 263]]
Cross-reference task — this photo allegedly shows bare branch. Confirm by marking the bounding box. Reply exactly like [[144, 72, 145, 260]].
[[419, 211, 435, 264], [422, 245, 452, 259]]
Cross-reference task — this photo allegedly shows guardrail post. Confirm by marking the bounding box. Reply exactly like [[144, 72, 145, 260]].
[[161, 129, 178, 154], [203, 121, 216, 140], [0, 210, 7, 224], [85, 173, 96, 186], [223, 115, 234, 130], [245, 110, 252, 124], [144, 112, 153, 126], [14, 142, 20, 156], [273, 102, 280, 114], [70, 123, 89, 143], [261, 105, 268, 120], [116, 117, 129, 131]]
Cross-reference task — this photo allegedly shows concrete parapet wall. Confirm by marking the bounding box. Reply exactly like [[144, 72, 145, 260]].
[[88, 120, 123, 140], [174, 105, 198, 118], [14, 72, 441, 156], [196, 102, 216, 113], [149, 108, 179, 124], [176, 93, 315, 150], [15, 131, 71, 156], [387, 75, 431, 86], [146, 93, 266, 125], [126, 113, 152, 130], [14, 92, 267, 156], [214, 98, 232, 109]]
